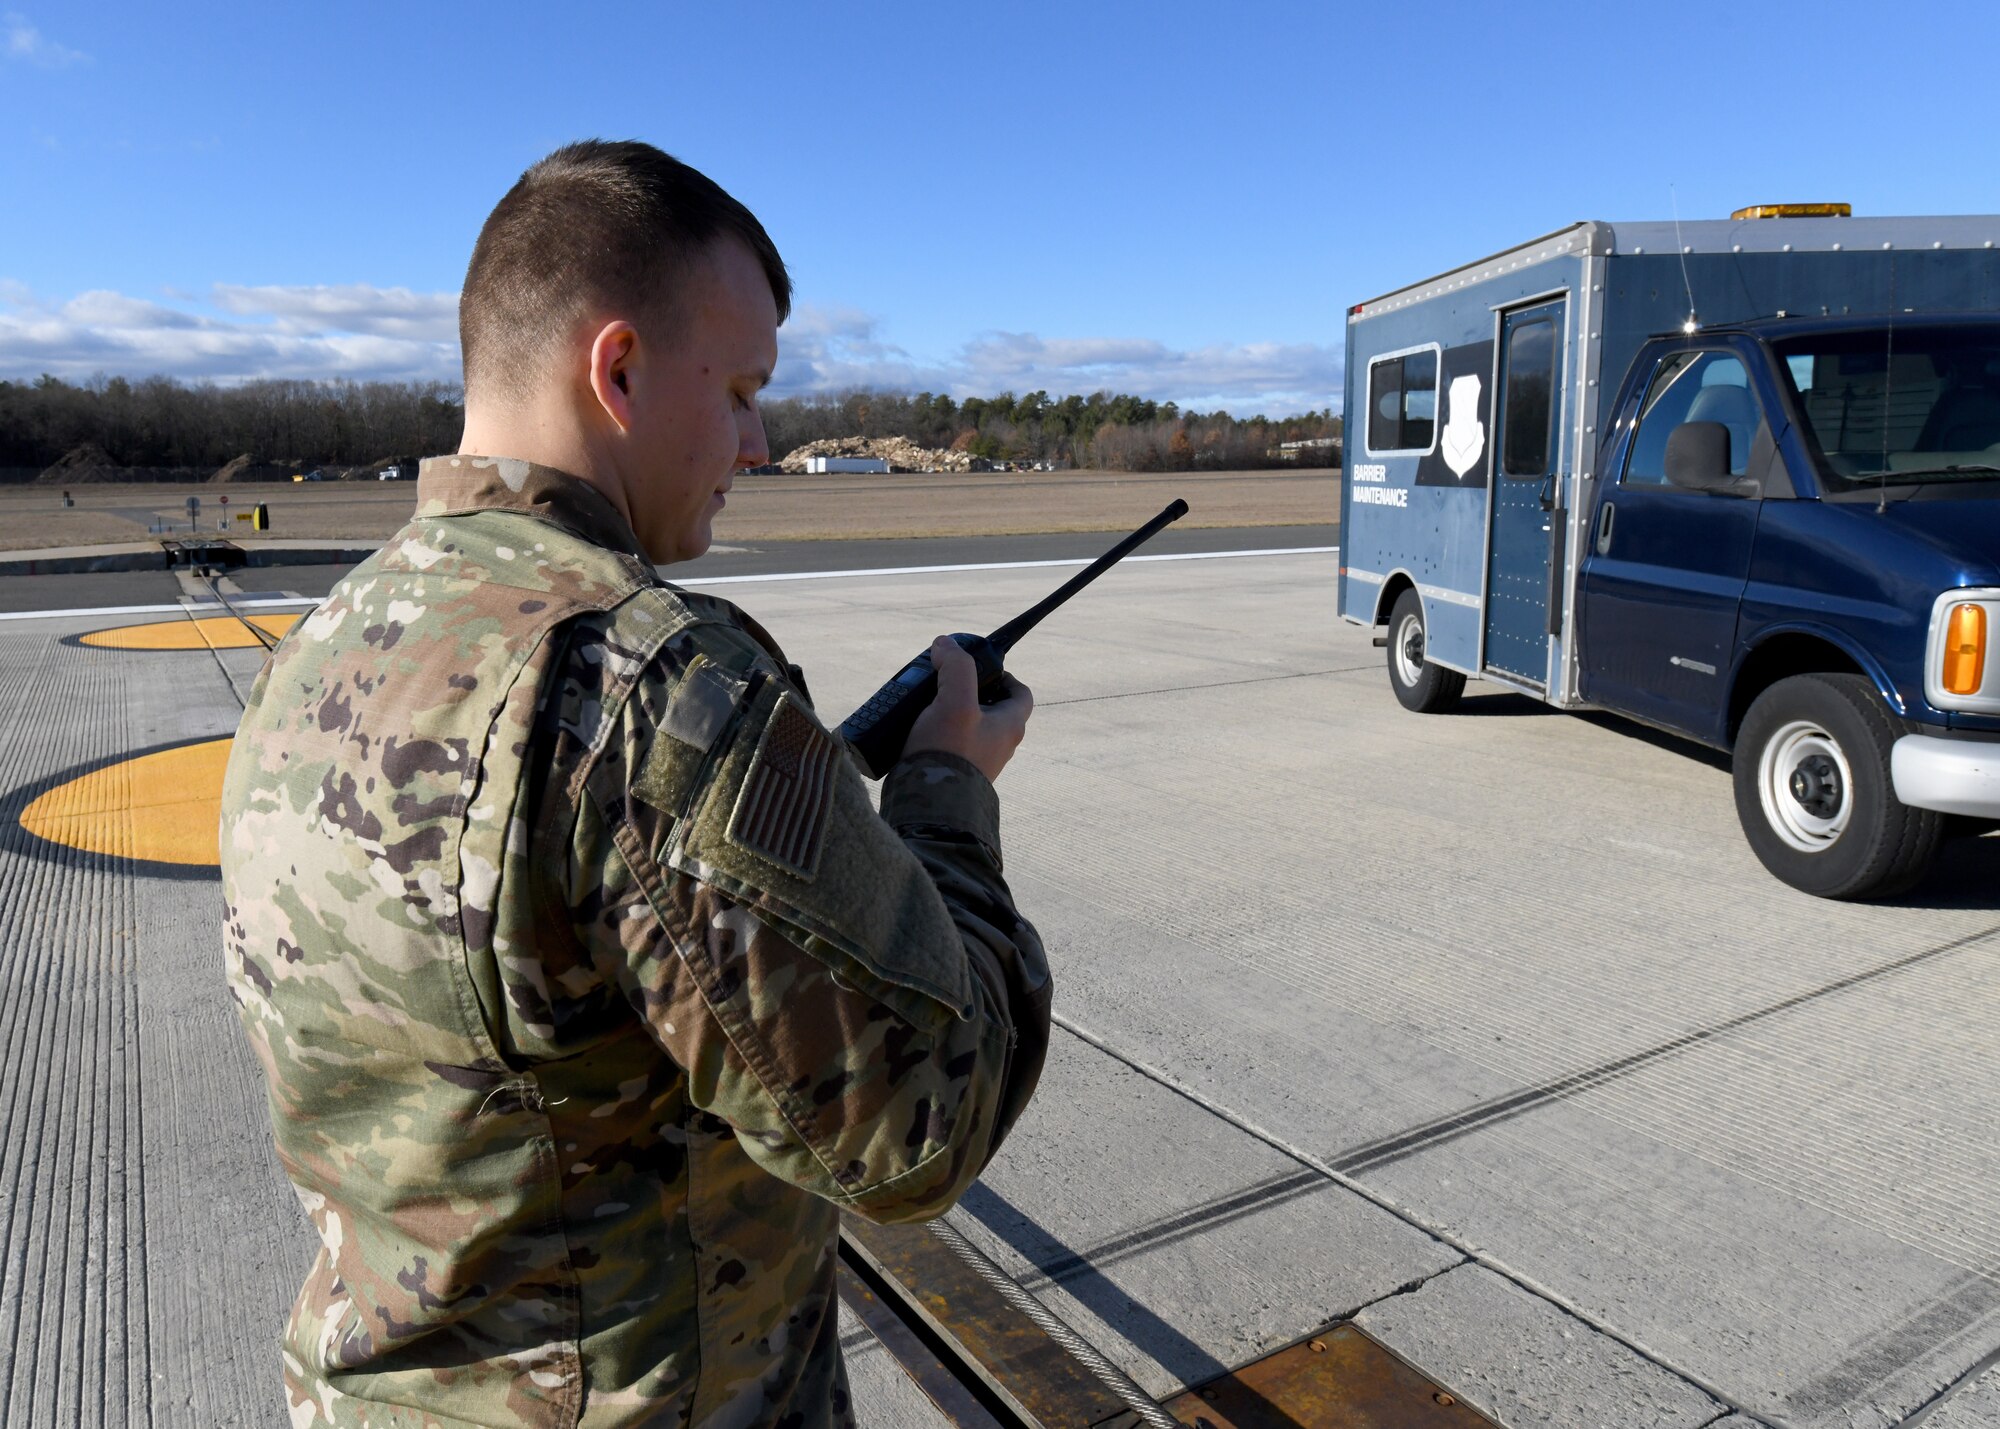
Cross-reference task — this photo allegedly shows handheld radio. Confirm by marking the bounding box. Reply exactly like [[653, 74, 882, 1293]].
[[837, 499, 1189, 778]]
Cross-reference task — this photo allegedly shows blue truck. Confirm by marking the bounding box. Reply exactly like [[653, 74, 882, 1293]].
[[1338, 207, 2000, 898]]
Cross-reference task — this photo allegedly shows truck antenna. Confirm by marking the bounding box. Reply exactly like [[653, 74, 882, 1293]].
[[1879, 259, 1897, 513], [1671, 184, 1699, 334]]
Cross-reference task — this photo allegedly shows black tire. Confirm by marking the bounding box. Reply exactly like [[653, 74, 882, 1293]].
[[1731, 673, 1942, 899], [1385, 588, 1466, 714]]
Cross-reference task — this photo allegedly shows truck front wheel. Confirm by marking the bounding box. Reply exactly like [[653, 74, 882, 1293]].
[[1386, 588, 1466, 713], [1732, 673, 1941, 899]]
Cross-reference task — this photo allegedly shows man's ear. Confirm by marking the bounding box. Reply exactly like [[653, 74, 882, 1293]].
[[586, 321, 640, 433]]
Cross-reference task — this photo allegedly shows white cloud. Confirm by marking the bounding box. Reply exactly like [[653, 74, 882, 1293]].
[[954, 331, 1342, 414], [0, 282, 461, 385], [4, 12, 86, 67], [63, 290, 206, 330], [211, 284, 459, 342], [0, 284, 1339, 414], [772, 309, 1342, 416], [769, 304, 947, 397]]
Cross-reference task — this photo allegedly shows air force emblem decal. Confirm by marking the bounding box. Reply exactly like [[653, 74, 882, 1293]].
[[1440, 374, 1486, 478]]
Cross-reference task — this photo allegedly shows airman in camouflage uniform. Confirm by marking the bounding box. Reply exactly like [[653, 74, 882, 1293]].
[[221, 143, 1050, 1427], [222, 454, 1050, 1427]]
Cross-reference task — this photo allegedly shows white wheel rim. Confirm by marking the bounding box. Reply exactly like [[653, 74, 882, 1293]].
[[1757, 718, 1853, 854], [1393, 612, 1425, 687]]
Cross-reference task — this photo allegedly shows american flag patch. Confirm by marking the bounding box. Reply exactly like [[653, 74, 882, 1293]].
[[726, 693, 837, 879]]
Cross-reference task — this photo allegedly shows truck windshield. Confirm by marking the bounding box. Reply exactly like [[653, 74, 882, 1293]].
[[1773, 325, 2000, 495]]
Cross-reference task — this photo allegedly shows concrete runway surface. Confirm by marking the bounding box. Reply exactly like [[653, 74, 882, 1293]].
[[0, 522, 1341, 613], [0, 544, 1995, 1427]]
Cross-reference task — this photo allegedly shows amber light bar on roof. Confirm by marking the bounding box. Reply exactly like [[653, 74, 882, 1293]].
[[1732, 203, 1853, 220]]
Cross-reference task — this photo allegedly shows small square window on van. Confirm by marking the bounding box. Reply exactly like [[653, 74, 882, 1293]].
[[1368, 348, 1439, 453]]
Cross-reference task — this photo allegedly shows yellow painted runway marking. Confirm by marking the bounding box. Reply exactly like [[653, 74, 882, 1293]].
[[19, 738, 231, 867], [78, 613, 299, 650]]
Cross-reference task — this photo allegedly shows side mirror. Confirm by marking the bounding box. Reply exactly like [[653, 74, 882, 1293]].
[[1664, 422, 1735, 491]]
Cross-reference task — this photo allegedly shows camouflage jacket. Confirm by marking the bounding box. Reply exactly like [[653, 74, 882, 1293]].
[[221, 456, 1051, 1427]]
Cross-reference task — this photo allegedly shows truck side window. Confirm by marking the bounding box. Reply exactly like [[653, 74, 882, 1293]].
[[1624, 351, 1763, 485], [1502, 319, 1558, 477], [1367, 347, 1439, 453]]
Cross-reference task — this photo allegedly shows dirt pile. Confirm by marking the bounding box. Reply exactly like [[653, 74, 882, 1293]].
[[41, 442, 117, 477], [778, 436, 986, 475], [211, 454, 294, 483], [37, 444, 206, 484]]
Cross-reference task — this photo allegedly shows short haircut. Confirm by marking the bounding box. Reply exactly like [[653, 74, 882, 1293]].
[[459, 140, 791, 401]]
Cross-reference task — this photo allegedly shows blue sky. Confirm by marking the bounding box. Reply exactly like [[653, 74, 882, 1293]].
[[2, 0, 1995, 415]]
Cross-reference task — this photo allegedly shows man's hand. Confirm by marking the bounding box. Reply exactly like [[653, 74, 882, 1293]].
[[903, 636, 1033, 783]]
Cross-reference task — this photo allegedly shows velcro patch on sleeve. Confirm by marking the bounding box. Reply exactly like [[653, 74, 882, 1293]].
[[726, 692, 837, 880], [663, 656, 741, 754]]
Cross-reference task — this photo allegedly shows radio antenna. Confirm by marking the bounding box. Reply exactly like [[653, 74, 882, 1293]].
[[1672, 184, 1699, 334], [986, 499, 1188, 653], [1880, 259, 1897, 513]]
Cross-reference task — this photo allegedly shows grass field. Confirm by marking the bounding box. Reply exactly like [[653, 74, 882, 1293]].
[[0, 468, 1337, 552]]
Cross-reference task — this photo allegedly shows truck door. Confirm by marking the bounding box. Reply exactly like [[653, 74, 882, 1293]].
[[1577, 345, 1766, 740], [1483, 298, 1566, 685]]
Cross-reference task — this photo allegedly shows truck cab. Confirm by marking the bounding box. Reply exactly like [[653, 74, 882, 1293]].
[[1579, 316, 2000, 894]]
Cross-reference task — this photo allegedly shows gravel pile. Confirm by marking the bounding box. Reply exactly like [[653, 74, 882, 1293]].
[[778, 436, 987, 474]]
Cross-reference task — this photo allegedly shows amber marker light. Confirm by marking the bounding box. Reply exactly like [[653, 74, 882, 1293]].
[[1943, 603, 1987, 695]]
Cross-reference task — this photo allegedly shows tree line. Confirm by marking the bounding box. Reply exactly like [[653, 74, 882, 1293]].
[[0, 374, 464, 477], [0, 374, 1341, 477], [764, 389, 1340, 470]]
